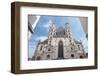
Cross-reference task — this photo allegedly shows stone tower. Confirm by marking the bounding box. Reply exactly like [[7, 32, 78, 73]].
[[48, 22, 56, 45]]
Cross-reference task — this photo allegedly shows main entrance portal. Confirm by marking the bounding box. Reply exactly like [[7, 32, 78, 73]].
[[58, 40, 64, 59]]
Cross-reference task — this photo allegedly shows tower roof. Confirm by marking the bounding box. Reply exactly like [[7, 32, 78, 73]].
[[56, 27, 65, 37], [74, 39, 81, 44], [40, 39, 48, 44]]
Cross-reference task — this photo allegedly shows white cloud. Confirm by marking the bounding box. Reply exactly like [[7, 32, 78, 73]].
[[43, 20, 52, 28], [33, 35, 48, 41], [37, 36, 48, 42], [42, 20, 53, 33]]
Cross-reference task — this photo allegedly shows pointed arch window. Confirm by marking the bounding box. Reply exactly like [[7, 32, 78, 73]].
[[40, 45, 42, 50], [48, 48, 50, 51]]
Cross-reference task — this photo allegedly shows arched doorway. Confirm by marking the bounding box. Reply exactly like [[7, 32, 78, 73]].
[[58, 40, 64, 59]]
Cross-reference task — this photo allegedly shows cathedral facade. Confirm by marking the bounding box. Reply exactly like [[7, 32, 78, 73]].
[[32, 23, 87, 60]]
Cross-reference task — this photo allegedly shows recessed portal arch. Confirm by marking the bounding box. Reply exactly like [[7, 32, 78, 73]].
[[58, 40, 64, 59]]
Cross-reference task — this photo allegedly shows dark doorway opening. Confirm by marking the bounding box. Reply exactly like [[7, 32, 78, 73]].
[[58, 40, 64, 59]]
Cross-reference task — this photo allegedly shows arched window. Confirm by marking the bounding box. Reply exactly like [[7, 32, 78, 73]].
[[64, 30, 66, 35], [80, 55, 83, 58], [47, 55, 50, 58], [48, 48, 50, 51], [69, 35, 71, 38], [71, 47, 73, 50], [70, 40, 71, 42], [71, 54, 74, 58], [40, 46, 42, 50], [78, 45, 80, 50]]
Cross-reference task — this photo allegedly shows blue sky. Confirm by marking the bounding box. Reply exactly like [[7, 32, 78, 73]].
[[28, 15, 88, 58]]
